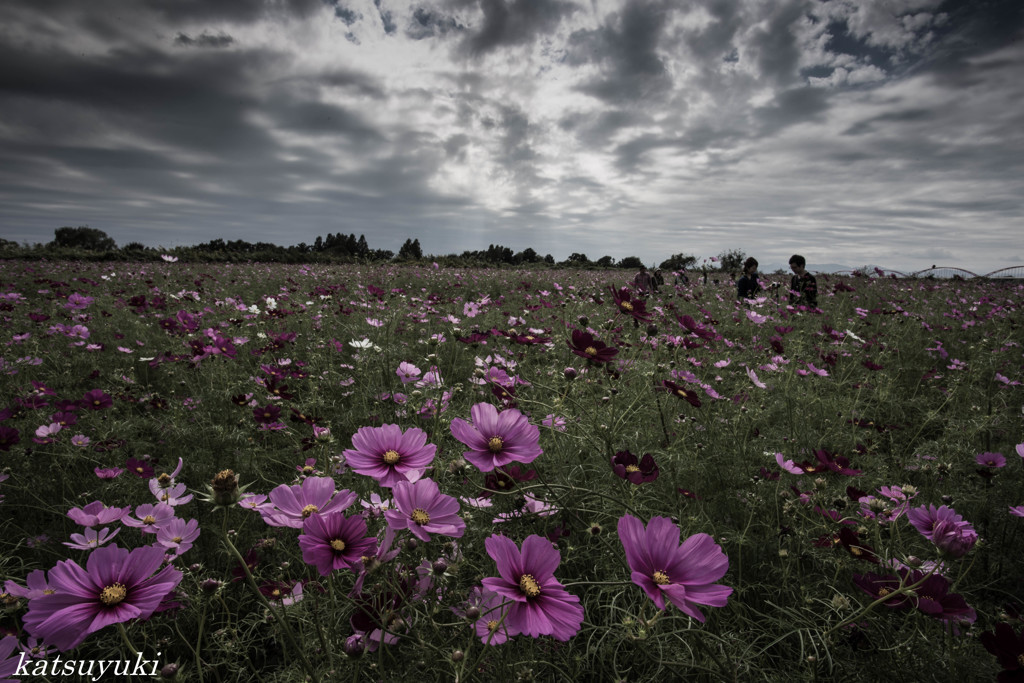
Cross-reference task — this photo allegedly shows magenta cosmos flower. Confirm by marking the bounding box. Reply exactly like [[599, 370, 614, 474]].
[[450, 403, 542, 472], [481, 534, 583, 641], [384, 478, 465, 542], [23, 544, 182, 651], [260, 476, 357, 528], [617, 515, 732, 621], [298, 512, 377, 576], [343, 424, 436, 487], [67, 501, 130, 527]]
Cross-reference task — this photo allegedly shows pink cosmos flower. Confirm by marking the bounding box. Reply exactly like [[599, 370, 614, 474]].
[[4, 569, 54, 600], [1017, 443, 1024, 459], [617, 515, 732, 621], [450, 402, 543, 472], [343, 424, 436, 487], [1009, 506, 1024, 517], [775, 452, 803, 475], [298, 513, 376, 576], [72, 434, 91, 447], [907, 504, 978, 557], [259, 477, 358, 528], [396, 361, 422, 384], [0, 636, 20, 681], [463, 587, 512, 645], [63, 527, 121, 551], [23, 544, 182, 651], [94, 466, 123, 479], [121, 503, 176, 534], [67, 501, 131, 527], [976, 452, 1006, 468], [747, 368, 767, 389], [156, 518, 201, 558], [481, 534, 583, 641], [149, 481, 193, 507], [384, 478, 465, 542]]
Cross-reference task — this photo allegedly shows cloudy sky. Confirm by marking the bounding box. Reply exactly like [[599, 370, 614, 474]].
[[1, 0, 1022, 272]]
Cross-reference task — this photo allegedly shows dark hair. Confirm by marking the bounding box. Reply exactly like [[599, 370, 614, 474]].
[[743, 257, 758, 271], [789, 254, 806, 268]]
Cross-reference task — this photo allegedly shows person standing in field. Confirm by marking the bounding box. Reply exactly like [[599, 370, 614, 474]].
[[633, 264, 653, 295], [736, 257, 761, 300], [788, 254, 818, 307]]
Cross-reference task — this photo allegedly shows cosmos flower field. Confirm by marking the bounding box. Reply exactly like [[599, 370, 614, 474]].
[[0, 259, 1022, 682]]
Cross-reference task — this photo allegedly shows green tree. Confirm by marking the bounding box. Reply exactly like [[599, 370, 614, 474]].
[[618, 256, 644, 269], [397, 238, 423, 260], [717, 248, 746, 272], [660, 252, 697, 271], [595, 255, 615, 267], [51, 226, 117, 251]]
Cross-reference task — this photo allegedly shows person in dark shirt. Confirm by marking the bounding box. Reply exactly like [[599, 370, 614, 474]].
[[788, 254, 818, 307], [736, 257, 761, 300]]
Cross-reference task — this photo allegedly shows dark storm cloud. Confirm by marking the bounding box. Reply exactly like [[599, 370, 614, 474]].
[[566, 0, 674, 104], [269, 101, 385, 141], [454, 0, 578, 56], [174, 31, 236, 48], [743, 0, 809, 86], [374, 0, 398, 34], [753, 86, 831, 135]]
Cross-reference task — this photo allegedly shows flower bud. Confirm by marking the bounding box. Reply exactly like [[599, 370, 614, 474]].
[[160, 663, 180, 679]]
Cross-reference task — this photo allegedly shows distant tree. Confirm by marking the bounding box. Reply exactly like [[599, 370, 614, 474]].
[[717, 248, 746, 272], [397, 238, 423, 260], [660, 252, 697, 271], [618, 256, 644, 269], [51, 226, 117, 251], [122, 241, 147, 252], [596, 255, 615, 267], [313, 236, 324, 252], [543, 254, 555, 264], [514, 247, 539, 264], [566, 252, 589, 265], [485, 244, 514, 264], [356, 234, 369, 258]]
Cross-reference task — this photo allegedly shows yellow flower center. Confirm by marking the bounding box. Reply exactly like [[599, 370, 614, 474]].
[[878, 588, 891, 597], [302, 465, 315, 474], [849, 546, 863, 556], [519, 574, 541, 598], [44, 588, 56, 595], [653, 571, 671, 585], [301, 504, 319, 518], [331, 538, 347, 552], [142, 515, 156, 525], [411, 508, 431, 525], [1018, 654, 1024, 667], [171, 536, 183, 543], [621, 301, 634, 312], [382, 449, 401, 465], [272, 589, 282, 598], [487, 620, 500, 633], [625, 465, 640, 473], [488, 436, 504, 453], [100, 582, 127, 606], [584, 346, 598, 356], [136, 467, 145, 474], [157, 473, 172, 487]]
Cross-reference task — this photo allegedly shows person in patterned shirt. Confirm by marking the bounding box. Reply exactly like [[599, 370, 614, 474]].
[[788, 254, 818, 307]]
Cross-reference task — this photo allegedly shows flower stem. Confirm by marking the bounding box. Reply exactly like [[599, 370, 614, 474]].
[[221, 530, 318, 681], [117, 622, 139, 657]]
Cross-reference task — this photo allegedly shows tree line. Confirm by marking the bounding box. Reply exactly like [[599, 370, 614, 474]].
[[0, 226, 748, 271]]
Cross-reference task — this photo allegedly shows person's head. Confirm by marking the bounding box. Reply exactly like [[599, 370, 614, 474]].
[[789, 254, 806, 275], [638, 264, 647, 272], [743, 257, 758, 275]]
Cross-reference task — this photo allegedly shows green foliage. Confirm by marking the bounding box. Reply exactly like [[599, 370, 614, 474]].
[[618, 255, 644, 269], [660, 252, 697, 271], [51, 226, 118, 251], [717, 247, 746, 272]]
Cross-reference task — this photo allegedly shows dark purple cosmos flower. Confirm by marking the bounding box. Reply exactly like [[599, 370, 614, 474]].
[[23, 544, 182, 651], [566, 330, 618, 364], [67, 501, 130, 527], [384, 478, 465, 542], [481, 465, 537, 497], [450, 402, 543, 473], [4, 569, 54, 601], [980, 622, 1024, 682], [852, 572, 912, 609], [80, 389, 112, 410], [661, 380, 702, 407], [252, 404, 281, 425], [611, 450, 660, 485], [298, 512, 376, 576], [609, 286, 652, 322], [126, 457, 154, 479], [260, 476, 358, 528], [814, 449, 862, 476], [481, 534, 583, 641], [907, 571, 976, 622], [458, 587, 512, 646], [0, 426, 21, 452], [343, 424, 436, 488], [617, 515, 732, 621]]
